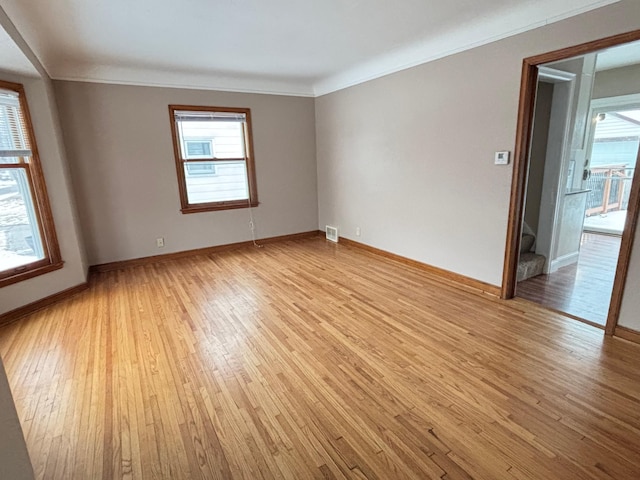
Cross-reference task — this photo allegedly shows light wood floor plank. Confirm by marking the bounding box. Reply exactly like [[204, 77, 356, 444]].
[[1, 237, 640, 479]]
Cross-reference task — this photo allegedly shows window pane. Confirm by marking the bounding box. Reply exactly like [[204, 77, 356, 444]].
[[590, 109, 640, 167], [184, 161, 249, 204], [0, 168, 45, 272], [180, 121, 244, 159], [186, 162, 216, 176], [185, 141, 212, 158]]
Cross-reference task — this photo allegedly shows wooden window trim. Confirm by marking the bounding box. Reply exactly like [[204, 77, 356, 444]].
[[168, 105, 259, 214], [0, 80, 62, 288]]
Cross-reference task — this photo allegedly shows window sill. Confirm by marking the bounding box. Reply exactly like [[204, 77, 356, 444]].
[[181, 200, 260, 214], [0, 261, 65, 288]]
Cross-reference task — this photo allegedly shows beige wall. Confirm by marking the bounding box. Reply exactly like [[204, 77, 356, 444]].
[[316, 0, 640, 288], [54, 81, 318, 265], [0, 357, 34, 480], [0, 72, 87, 315], [593, 63, 640, 99], [1, 0, 638, 322]]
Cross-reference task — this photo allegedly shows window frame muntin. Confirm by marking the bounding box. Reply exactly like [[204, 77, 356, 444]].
[[0, 79, 62, 287], [168, 104, 259, 214]]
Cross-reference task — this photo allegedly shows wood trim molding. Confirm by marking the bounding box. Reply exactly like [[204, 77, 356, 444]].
[[168, 105, 259, 214], [90, 230, 321, 273], [338, 237, 501, 297], [181, 200, 260, 214], [605, 144, 640, 334], [0, 282, 88, 327], [502, 28, 640, 335], [614, 326, 640, 345], [0, 261, 64, 288], [0, 79, 63, 288], [501, 59, 539, 300], [524, 30, 640, 67]]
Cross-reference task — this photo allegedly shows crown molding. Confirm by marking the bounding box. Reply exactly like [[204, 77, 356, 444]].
[[313, 0, 621, 96], [50, 63, 315, 97], [45, 0, 620, 98]]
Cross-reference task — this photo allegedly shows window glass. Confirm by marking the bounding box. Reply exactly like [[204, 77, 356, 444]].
[[0, 168, 45, 270], [184, 161, 247, 204]]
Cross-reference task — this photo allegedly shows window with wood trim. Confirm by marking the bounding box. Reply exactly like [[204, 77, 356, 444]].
[[0, 80, 62, 287], [169, 105, 258, 213]]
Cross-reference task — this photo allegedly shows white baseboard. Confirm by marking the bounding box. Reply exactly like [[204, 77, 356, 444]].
[[549, 251, 580, 273]]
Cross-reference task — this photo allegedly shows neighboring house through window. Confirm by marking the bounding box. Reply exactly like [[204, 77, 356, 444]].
[[184, 140, 213, 159], [0, 80, 62, 287], [169, 105, 258, 213]]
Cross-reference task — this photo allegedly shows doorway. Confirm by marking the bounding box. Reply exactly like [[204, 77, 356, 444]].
[[502, 30, 640, 335], [517, 93, 640, 325]]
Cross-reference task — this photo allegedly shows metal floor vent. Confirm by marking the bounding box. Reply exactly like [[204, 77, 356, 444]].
[[326, 225, 339, 243]]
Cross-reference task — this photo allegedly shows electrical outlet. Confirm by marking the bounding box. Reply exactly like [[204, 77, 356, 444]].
[[356, 227, 361, 237], [156, 237, 164, 248]]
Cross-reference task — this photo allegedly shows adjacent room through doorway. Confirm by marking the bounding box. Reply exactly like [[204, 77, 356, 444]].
[[515, 41, 640, 327]]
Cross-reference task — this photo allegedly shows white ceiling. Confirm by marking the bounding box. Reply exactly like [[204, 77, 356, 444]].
[[0, 0, 621, 96]]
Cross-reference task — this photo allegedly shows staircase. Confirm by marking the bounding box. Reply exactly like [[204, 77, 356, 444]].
[[517, 226, 546, 282]]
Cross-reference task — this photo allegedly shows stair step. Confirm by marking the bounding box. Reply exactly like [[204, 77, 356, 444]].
[[520, 233, 535, 254], [518, 252, 545, 282]]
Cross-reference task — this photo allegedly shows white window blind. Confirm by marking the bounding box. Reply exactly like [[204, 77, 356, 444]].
[[173, 111, 246, 122], [0, 90, 32, 159], [175, 110, 246, 160]]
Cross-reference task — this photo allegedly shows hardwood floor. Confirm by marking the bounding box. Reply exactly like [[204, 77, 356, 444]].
[[1, 237, 640, 479], [517, 233, 622, 326]]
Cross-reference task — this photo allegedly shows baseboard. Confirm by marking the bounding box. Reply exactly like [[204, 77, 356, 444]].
[[549, 251, 580, 273], [90, 230, 321, 273], [2, 231, 497, 326], [0, 282, 89, 328], [614, 326, 640, 344], [337, 237, 501, 297]]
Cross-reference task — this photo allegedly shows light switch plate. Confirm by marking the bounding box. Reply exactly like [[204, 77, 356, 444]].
[[495, 151, 510, 165]]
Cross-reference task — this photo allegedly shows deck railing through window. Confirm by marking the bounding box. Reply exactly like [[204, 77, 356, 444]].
[[585, 165, 635, 216]]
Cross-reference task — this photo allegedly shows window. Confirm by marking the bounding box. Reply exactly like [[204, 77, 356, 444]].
[[169, 105, 258, 213], [186, 162, 216, 176], [184, 140, 213, 159], [0, 80, 62, 287]]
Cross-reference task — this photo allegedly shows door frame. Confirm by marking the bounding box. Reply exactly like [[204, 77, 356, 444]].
[[534, 68, 576, 274], [501, 29, 640, 335]]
